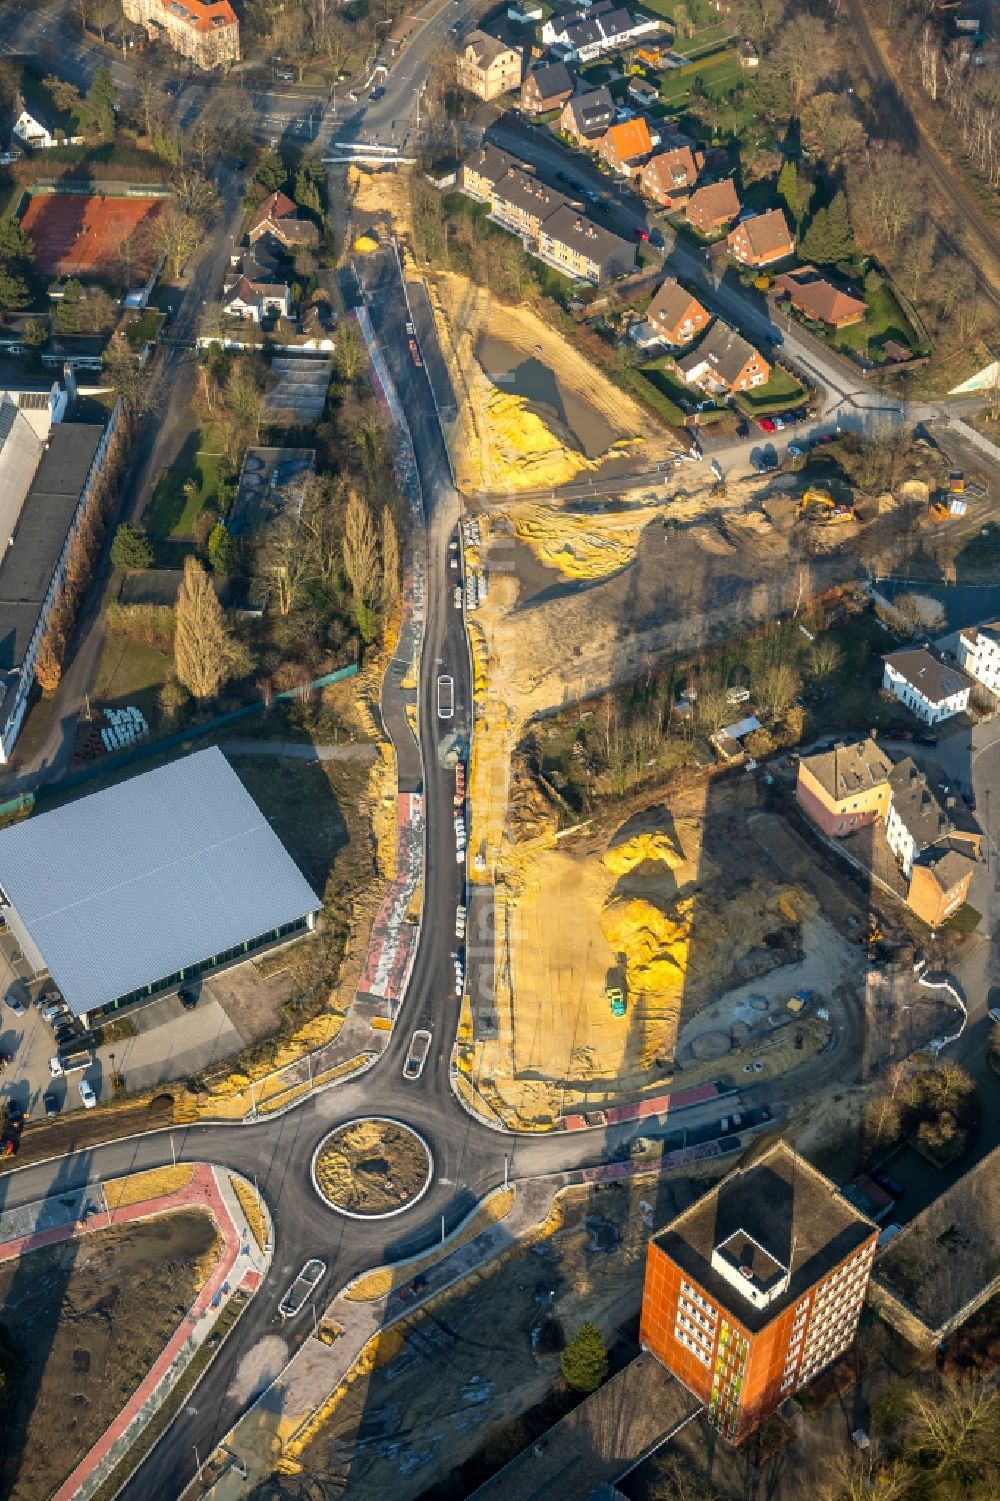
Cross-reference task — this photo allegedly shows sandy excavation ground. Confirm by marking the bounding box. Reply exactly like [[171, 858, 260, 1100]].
[[468, 779, 842, 1126], [428, 272, 678, 493]]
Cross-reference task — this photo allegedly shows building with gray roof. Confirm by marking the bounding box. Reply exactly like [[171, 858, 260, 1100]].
[[0, 746, 321, 1021], [232, 447, 315, 540]]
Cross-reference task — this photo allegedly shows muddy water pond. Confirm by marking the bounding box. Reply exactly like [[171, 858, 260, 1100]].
[[475, 333, 617, 460]]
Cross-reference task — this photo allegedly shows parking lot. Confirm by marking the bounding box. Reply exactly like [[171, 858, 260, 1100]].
[[0, 932, 249, 1125]]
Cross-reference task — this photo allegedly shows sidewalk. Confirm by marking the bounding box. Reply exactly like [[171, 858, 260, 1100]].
[[0, 1164, 271, 1501], [190, 1177, 568, 1500]]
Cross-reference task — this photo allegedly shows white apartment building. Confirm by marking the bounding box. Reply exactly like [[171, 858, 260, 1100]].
[[957, 621, 1000, 696], [882, 648, 971, 725]]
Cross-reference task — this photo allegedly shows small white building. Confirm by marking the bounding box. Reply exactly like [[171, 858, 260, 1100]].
[[882, 648, 971, 725], [957, 621, 1000, 696], [13, 109, 54, 150]]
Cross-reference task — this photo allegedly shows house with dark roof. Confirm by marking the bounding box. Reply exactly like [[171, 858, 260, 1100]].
[[641, 1142, 878, 1441], [774, 266, 866, 328], [520, 59, 576, 114], [462, 143, 519, 200], [247, 191, 320, 251], [727, 206, 795, 267], [796, 737, 894, 838], [456, 29, 523, 99], [223, 275, 291, 324], [543, 2, 658, 60], [644, 277, 711, 348], [537, 204, 635, 282], [883, 647, 972, 724], [640, 145, 704, 208], [885, 757, 981, 876], [676, 321, 769, 395], [684, 178, 740, 235], [491, 168, 566, 239], [559, 86, 615, 146], [599, 116, 657, 177]]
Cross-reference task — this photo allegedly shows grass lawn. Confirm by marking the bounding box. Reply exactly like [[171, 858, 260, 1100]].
[[617, 365, 686, 425], [638, 353, 697, 406], [93, 636, 172, 724], [148, 425, 227, 539], [799, 609, 915, 741], [735, 366, 808, 414], [833, 280, 922, 360], [657, 47, 741, 106], [638, 0, 716, 24], [123, 308, 166, 350], [673, 23, 735, 56]]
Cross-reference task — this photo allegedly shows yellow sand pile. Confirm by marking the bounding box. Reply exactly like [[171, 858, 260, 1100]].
[[605, 829, 684, 877], [353, 234, 379, 254], [482, 386, 595, 490], [512, 506, 650, 580], [602, 893, 695, 995]]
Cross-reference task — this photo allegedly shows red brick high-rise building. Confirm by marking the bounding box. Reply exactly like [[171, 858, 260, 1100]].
[[640, 1143, 878, 1441]]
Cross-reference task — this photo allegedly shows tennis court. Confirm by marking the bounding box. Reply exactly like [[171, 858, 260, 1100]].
[[20, 191, 167, 283]]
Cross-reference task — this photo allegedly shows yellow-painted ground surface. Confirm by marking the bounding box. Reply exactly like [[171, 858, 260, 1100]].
[[104, 1164, 193, 1212]]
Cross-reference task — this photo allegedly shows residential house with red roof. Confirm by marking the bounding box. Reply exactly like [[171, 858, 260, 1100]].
[[640, 146, 704, 208], [645, 278, 711, 348], [727, 207, 795, 267], [248, 192, 320, 251], [684, 179, 740, 235], [773, 267, 867, 328]]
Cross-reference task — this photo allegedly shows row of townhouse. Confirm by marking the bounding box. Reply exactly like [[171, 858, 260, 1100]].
[[461, 145, 635, 282], [796, 736, 980, 926]]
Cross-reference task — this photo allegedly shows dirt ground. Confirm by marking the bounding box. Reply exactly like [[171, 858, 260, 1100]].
[[428, 272, 677, 493], [471, 777, 855, 1124], [314, 1120, 430, 1215], [287, 1175, 698, 1501], [0, 1209, 218, 1501]]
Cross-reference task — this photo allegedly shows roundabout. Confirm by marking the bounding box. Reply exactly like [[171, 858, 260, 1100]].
[[311, 1117, 434, 1219]]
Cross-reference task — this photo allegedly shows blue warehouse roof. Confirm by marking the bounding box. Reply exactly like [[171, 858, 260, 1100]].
[[0, 747, 321, 1015]]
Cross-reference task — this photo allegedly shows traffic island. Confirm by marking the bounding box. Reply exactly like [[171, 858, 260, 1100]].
[[311, 1117, 433, 1218]]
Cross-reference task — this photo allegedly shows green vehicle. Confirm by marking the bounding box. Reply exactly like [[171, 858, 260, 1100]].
[[607, 986, 626, 1018]]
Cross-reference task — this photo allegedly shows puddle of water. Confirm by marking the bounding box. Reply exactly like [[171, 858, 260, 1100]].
[[475, 333, 616, 461]]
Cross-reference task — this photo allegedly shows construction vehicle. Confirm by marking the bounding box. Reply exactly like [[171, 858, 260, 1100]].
[[798, 488, 856, 524], [859, 913, 883, 947], [947, 469, 965, 495], [607, 985, 627, 1017]]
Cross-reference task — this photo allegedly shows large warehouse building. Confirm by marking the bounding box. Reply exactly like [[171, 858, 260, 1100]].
[[0, 747, 321, 1022]]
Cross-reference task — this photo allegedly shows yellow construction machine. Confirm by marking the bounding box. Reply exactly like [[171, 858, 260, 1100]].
[[798, 488, 856, 524]]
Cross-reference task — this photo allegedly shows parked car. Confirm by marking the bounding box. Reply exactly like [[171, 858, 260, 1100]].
[[758, 417, 777, 433], [963, 790, 977, 811], [873, 1172, 905, 1200], [633, 226, 650, 241], [43, 1002, 69, 1024], [369, 85, 385, 100], [78, 1079, 97, 1110], [43, 1092, 59, 1118], [179, 988, 198, 1010], [787, 442, 806, 457], [4, 989, 26, 1016], [912, 733, 938, 746]]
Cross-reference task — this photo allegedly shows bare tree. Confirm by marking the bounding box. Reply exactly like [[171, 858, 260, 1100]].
[[771, 15, 832, 112], [381, 506, 400, 614], [152, 206, 204, 278], [343, 489, 380, 638], [174, 556, 243, 700]]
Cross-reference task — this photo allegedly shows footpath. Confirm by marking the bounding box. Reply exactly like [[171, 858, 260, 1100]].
[[189, 1176, 567, 1500], [0, 1163, 272, 1501]]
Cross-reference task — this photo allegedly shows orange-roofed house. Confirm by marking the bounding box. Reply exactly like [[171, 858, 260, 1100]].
[[122, 0, 239, 67], [646, 277, 711, 348], [774, 267, 867, 328], [684, 179, 740, 235], [640, 146, 704, 208], [727, 207, 795, 267], [599, 117, 657, 178]]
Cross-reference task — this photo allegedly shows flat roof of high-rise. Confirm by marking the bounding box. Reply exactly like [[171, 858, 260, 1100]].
[[650, 1142, 876, 1332]]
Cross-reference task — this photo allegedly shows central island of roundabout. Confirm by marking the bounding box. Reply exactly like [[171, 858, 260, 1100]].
[[311, 1117, 435, 1218]]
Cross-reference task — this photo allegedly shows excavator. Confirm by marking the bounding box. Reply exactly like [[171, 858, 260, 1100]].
[[798, 488, 856, 524]]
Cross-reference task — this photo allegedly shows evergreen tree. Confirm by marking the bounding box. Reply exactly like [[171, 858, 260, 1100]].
[[800, 190, 855, 265], [777, 159, 798, 220], [86, 65, 116, 138], [561, 1323, 608, 1393], [110, 523, 154, 573], [207, 522, 243, 577], [254, 148, 287, 193]]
